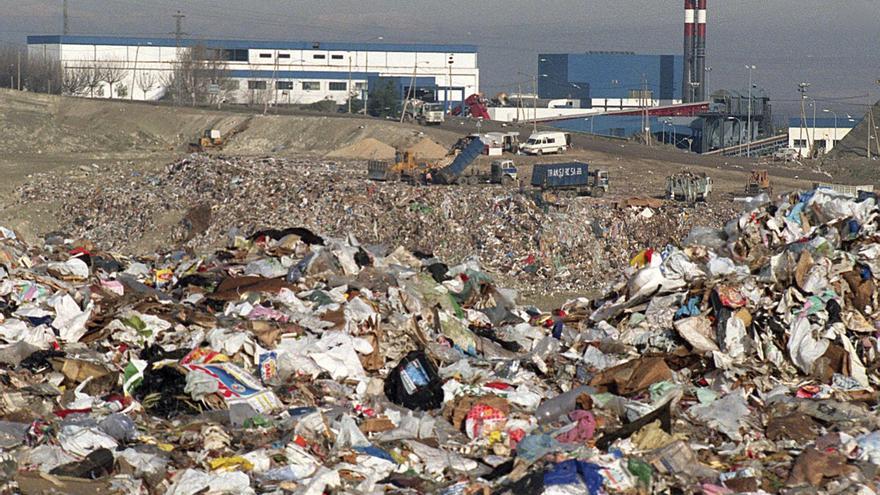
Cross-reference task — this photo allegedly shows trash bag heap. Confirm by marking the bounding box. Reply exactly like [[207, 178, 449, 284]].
[[0, 187, 879, 494]]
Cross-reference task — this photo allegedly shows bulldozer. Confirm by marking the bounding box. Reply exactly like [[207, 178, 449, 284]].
[[745, 169, 773, 196], [368, 151, 430, 183], [189, 129, 224, 152]]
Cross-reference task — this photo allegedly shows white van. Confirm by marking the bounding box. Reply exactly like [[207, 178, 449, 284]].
[[520, 131, 570, 155]]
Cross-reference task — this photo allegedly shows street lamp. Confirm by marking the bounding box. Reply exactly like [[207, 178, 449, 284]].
[[583, 116, 594, 135], [664, 120, 676, 147], [808, 97, 817, 158], [823, 109, 838, 150], [745, 65, 756, 157]]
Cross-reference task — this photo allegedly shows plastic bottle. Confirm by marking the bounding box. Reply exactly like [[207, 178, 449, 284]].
[[535, 385, 596, 425]]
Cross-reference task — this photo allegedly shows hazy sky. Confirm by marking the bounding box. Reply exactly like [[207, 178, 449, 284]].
[[3, 0, 879, 117]]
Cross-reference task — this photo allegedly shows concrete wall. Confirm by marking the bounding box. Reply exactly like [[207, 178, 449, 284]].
[[788, 126, 854, 157]]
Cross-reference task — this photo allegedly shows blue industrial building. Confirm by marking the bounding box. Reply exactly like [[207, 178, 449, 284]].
[[538, 52, 683, 109]]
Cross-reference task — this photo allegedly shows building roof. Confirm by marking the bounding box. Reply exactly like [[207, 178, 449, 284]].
[[26, 35, 477, 54], [788, 117, 859, 129]]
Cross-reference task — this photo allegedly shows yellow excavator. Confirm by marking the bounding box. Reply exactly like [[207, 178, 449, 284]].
[[368, 151, 438, 183]]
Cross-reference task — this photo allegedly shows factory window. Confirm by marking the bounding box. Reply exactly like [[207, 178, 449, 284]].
[[302, 81, 320, 91], [226, 80, 240, 90], [328, 82, 347, 91], [354, 82, 366, 90], [278, 53, 291, 59], [222, 49, 249, 62], [793, 139, 808, 147], [259, 53, 272, 59], [248, 80, 267, 90], [276, 81, 294, 90], [313, 54, 326, 60], [331, 54, 344, 60]]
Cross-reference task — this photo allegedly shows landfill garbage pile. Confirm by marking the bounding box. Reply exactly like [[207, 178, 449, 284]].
[[1, 186, 880, 494], [15, 154, 735, 295]]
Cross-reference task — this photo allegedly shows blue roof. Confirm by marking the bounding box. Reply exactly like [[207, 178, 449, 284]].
[[26, 35, 477, 54], [788, 117, 859, 128]]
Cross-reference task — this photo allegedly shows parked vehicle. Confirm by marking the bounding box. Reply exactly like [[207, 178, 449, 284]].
[[531, 162, 608, 197], [483, 132, 521, 154], [773, 148, 799, 161], [402, 99, 445, 125], [520, 132, 570, 156]]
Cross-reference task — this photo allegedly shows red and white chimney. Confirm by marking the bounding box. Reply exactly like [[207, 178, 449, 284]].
[[695, 0, 707, 101], [683, 0, 696, 103]]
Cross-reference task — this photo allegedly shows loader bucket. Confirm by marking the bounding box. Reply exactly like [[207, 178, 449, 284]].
[[368, 160, 391, 181]]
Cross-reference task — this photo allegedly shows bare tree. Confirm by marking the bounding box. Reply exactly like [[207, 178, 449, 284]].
[[23, 55, 61, 94], [161, 46, 232, 106], [97, 60, 126, 98], [0, 45, 23, 89], [61, 66, 88, 96], [84, 64, 102, 98], [137, 71, 157, 100]]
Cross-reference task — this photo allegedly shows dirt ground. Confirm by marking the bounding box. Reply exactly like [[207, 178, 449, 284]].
[[0, 88, 863, 248]]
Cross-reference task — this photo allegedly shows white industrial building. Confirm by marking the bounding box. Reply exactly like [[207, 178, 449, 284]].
[[787, 117, 858, 158], [27, 35, 479, 107]]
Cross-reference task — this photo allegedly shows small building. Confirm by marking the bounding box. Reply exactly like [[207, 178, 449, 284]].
[[537, 52, 683, 110], [788, 117, 858, 158], [27, 35, 479, 107]]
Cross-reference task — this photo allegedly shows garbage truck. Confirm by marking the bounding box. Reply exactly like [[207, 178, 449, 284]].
[[530, 162, 608, 197]]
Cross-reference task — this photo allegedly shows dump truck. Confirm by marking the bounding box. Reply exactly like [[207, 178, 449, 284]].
[[531, 162, 608, 197], [432, 138, 486, 185], [402, 99, 445, 125], [745, 170, 773, 196], [666, 171, 712, 202]]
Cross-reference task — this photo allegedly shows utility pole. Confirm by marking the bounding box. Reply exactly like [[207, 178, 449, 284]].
[[400, 58, 418, 123], [516, 81, 522, 123], [363, 51, 369, 116], [17, 50, 21, 90], [173, 10, 185, 106], [798, 82, 810, 159], [63, 0, 69, 35], [348, 55, 352, 114]]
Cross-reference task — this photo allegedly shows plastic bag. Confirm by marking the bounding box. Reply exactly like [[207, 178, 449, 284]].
[[384, 351, 444, 411]]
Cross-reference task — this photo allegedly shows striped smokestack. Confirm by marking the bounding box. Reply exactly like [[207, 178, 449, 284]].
[[682, 0, 696, 103], [695, 0, 707, 101]]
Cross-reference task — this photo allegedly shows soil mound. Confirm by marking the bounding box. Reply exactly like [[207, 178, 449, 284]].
[[406, 138, 449, 160], [326, 138, 395, 160]]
